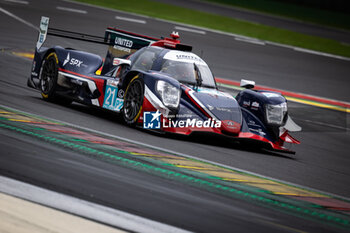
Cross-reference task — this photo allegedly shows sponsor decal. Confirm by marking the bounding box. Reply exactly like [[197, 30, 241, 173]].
[[247, 120, 265, 136], [207, 104, 214, 111], [113, 45, 131, 53], [103, 79, 123, 112], [175, 54, 202, 62], [252, 102, 259, 108], [143, 111, 161, 129], [221, 120, 240, 133], [113, 58, 120, 66], [243, 101, 250, 107], [36, 16, 49, 50], [63, 53, 70, 66], [215, 107, 233, 113], [225, 120, 238, 127], [70, 58, 83, 67], [247, 120, 261, 128], [250, 128, 266, 136], [39, 17, 49, 34], [163, 50, 206, 65], [39, 34, 44, 43], [117, 89, 124, 98], [114, 37, 133, 48], [63, 53, 84, 67], [251, 101, 260, 110]]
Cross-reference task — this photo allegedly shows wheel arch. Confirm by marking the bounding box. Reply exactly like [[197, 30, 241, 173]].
[[39, 50, 72, 105], [121, 71, 144, 90], [34, 48, 58, 74]]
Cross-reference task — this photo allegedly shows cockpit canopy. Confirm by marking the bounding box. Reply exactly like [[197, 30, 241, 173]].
[[131, 47, 216, 88]]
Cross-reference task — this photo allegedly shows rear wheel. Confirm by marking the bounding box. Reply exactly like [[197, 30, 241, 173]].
[[123, 76, 144, 125], [39, 52, 72, 105]]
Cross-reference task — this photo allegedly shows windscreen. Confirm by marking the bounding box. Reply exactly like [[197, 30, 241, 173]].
[[159, 51, 216, 88]]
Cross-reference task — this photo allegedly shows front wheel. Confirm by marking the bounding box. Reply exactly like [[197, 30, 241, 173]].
[[122, 76, 144, 125]]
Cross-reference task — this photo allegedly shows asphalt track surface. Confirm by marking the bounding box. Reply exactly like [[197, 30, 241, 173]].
[[0, 0, 350, 232]]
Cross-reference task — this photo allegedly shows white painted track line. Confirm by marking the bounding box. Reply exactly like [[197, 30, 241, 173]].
[[115, 16, 146, 24], [293, 47, 350, 60], [174, 26, 206, 35], [4, 0, 28, 4], [56, 6, 87, 14], [0, 7, 38, 31], [234, 37, 266, 45]]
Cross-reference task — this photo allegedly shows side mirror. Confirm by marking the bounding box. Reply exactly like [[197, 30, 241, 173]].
[[111, 58, 131, 78], [112, 58, 131, 66], [240, 79, 255, 89]]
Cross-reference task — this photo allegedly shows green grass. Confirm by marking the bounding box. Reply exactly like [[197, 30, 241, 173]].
[[204, 0, 350, 31], [76, 0, 350, 58]]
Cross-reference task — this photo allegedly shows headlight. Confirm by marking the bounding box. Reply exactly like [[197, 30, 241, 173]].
[[265, 102, 287, 126], [156, 80, 180, 108]]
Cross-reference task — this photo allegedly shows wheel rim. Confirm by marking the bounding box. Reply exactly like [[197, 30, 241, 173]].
[[124, 80, 143, 121], [41, 58, 56, 94]]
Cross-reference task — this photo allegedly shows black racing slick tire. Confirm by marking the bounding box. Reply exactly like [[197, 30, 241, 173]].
[[122, 76, 144, 125], [39, 52, 72, 105]]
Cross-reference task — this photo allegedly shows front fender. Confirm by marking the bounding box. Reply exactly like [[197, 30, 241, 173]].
[[240, 107, 277, 142], [141, 71, 181, 116]]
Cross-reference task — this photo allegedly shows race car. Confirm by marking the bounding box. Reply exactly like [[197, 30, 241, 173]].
[[28, 16, 301, 153]]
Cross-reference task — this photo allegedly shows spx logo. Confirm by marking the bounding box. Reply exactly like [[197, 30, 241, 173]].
[[143, 111, 161, 129], [63, 53, 84, 67], [63, 53, 70, 66]]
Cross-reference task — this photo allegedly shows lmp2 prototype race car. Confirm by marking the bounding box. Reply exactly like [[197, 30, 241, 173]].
[[28, 17, 301, 153]]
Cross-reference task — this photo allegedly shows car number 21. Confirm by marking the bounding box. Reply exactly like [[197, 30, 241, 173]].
[[103, 85, 123, 112]]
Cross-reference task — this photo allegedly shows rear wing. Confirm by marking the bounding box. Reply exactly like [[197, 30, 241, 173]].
[[37, 16, 192, 50], [36, 16, 193, 73], [36, 16, 111, 50], [101, 27, 159, 74], [105, 27, 158, 55]]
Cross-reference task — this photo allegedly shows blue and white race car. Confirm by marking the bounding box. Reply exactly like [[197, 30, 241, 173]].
[[28, 17, 301, 153]]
